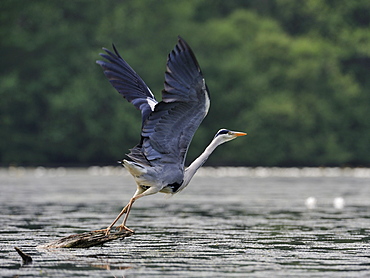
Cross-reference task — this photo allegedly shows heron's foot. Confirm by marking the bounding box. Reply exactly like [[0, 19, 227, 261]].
[[104, 228, 112, 236], [90, 228, 112, 236], [115, 224, 135, 233]]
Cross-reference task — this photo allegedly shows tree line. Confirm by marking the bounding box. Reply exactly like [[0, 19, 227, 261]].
[[1, 0, 369, 167]]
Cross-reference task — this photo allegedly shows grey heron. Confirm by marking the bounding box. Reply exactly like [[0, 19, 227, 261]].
[[97, 37, 246, 234]]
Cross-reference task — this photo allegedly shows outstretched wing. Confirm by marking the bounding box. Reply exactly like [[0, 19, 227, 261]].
[[97, 37, 210, 184], [96, 45, 157, 126], [141, 37, 210, 173]]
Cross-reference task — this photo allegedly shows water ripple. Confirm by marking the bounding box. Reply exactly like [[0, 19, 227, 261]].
[[1, 170, 370, 277]]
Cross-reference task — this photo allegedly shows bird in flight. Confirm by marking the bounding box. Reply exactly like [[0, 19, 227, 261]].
[[97, 36, 246, 234]]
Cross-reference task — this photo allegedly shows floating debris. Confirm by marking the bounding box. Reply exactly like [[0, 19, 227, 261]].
[[333, 197, 345, 209], [39, 230, 133, 248], [305, 197, 317, 210], [14, 247, 33, 265]]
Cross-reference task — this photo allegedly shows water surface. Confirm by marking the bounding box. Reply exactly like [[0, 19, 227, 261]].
[[1, 167, 370, 277]]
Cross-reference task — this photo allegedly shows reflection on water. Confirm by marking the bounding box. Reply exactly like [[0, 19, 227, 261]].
[[1, 167, 370, 277]]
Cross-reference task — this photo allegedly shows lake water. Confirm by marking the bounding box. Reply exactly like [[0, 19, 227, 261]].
[[1, 167, 370, 277]]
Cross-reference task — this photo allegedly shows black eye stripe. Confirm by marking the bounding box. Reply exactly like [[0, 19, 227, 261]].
[[217, 129, 229, 136]]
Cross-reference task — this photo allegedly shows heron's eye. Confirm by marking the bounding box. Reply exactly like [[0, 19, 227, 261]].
[[228, 131, 232, 135]]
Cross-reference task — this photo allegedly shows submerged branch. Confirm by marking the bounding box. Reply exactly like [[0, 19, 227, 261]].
[[14, 247, 33, 265], [39, 230, 134, 248]]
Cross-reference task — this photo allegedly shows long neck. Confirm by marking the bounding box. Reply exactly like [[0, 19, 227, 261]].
[[183, 137, 221, 186]]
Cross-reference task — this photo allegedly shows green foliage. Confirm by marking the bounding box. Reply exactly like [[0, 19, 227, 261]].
[[0, 0, 369, 166]]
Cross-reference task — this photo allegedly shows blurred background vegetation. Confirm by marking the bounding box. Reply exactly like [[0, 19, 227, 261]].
[[1, 0, 369, 167]]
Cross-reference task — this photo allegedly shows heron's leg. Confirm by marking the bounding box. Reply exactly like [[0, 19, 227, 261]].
[[115, 197, 137, 233], [103, 188, 145, 235], [116, 186, 160, 232], [103, 203, 130, 234]]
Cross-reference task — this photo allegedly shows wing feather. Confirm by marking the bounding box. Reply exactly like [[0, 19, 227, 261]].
[[97, 37, 210, 183], [96, 45, 157, 126], [142, 37, 210, 170]]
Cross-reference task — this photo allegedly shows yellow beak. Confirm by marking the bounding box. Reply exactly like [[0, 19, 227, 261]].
[[234, 132, 247, 137]]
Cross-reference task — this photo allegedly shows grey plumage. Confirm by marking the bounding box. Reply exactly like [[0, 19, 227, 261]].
[[96, 37, 245, 234], [97, 37, 209, 187]]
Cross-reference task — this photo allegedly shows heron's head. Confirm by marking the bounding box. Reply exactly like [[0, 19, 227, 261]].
[[214, 129, 247, 144]]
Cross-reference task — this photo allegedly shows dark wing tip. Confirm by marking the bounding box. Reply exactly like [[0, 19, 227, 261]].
[[175, 36, 202, 74], [177, 35, 184, 43], [112, 43, 122, 58], [97, 45, 121, 61]]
